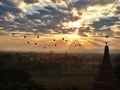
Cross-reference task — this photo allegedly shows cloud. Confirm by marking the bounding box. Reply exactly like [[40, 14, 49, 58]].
[[115, 5, 120, 14], [1, 0, 120, 52], [0, 0, 119, 37], [0, 0, 16, 7], [23, 0, 39, 4], [0, 1, 21, 16]]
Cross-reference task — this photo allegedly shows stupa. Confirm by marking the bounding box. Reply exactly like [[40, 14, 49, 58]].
[[92, 40, 120, 90]]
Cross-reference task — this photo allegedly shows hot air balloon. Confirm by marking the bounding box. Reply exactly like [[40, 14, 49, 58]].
[[79, 44, 81, 47], [24, 36, 27, 38], [43, 46, 46, 49], [34, 43, 37, 45], [27, 41, 30, 44], [12, 33, 14, 36], [55, 44, 57, 47], [53, 39, 56, 41], [106, 35, 108, 38], [37, 36, 39, 38], [105, 41, 108, 45]]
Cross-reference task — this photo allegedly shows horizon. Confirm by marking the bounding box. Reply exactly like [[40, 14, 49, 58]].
[[0, 47, 120, 54], [0, 0, 120, 52]]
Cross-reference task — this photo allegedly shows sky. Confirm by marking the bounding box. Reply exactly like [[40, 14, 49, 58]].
[[0, 0, 120, 53]]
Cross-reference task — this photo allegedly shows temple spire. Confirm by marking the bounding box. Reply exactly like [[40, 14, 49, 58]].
[[92, 44, 120, 90]]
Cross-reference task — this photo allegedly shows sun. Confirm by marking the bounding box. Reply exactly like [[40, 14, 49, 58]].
[[64, 33, 80, 40], [64, 29, 80, 41], [66, 29, 80, 39], [63, 21, 81, 28], [54, 29, 80, 42], [71, 34, 80, 39]]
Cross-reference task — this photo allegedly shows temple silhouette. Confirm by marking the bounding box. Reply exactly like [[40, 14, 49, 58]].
[[92, 45, 120, 90]]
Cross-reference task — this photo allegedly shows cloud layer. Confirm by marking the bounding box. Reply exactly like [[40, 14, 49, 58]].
[[0, 0, 120, 51]]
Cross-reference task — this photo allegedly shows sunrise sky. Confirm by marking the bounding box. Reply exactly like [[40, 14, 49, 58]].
[[0, 0, 120, 52]]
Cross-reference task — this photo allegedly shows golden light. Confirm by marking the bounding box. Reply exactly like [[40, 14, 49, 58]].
[[64, 29, 80, 41], [71, 29, 80, 39], [63, 21, 81, 28], [18, 1, 27, 12], [54, 28, 80, 43], [65, 33, 80, 39], [62, 4, 116, 31], [71, 8, 79, 17]]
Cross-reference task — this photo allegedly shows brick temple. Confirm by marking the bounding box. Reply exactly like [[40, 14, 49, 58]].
[[92, 45, 120, 90]]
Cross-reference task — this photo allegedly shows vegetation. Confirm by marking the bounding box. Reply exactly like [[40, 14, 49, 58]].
[[0, 52, 119, 90], [0, 67, 45, 90], [113, 54, 120, 84]]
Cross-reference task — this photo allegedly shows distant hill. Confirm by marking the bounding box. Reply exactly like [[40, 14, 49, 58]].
[[68, 49, 120, 54]]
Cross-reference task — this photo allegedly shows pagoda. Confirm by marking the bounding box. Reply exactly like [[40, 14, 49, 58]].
[[92, 43, 120, 90]]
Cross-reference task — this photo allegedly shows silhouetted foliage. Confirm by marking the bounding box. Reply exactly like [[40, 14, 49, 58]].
[[0, 52, 108, 90], [65, 86, 79, 90], [115, 65, 120, 84], [113, 54, 120, 65], [0, 67, 46, 90], [0, 68, 31, 83]]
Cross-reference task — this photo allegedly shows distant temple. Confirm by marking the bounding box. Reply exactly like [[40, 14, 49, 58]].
[[92, 45, 120, 90]]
